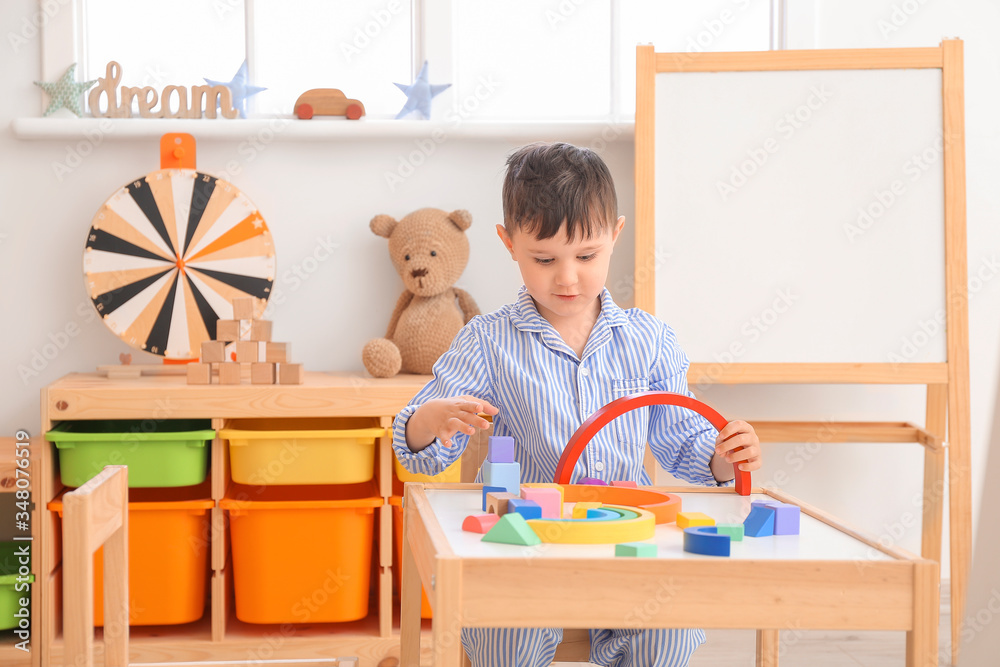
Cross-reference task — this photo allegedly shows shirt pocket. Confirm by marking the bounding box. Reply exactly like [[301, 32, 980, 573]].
[[610, 377, 650, 449]]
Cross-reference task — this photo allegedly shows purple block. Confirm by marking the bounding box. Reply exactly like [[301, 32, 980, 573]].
[[752, 500, 800, 535], [487, 436, 515, 463], [578, 477, 607, 486]]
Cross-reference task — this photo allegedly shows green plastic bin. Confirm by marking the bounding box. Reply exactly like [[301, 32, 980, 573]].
[[46, 420, 214, 488], [0, 542, 32, 631]]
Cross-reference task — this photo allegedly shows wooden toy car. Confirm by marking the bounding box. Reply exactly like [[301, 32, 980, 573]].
[[293, 89, 365, 120]]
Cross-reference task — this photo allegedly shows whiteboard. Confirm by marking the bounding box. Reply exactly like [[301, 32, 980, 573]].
[[652, 68, 947, 364]]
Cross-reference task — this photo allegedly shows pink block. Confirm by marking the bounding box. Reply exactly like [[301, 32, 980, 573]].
[[520, 487, 561, 519], [463, 514, 501, 534], [611, 480, 638, 488]]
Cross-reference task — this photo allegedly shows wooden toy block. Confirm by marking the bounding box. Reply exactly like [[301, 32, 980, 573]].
[[232, 296, 255, 320], [250, 319, 272, 342], [200, 340, 226, 363], [481, 460, 520, 495], [487, 436, 515, 463], [236, 340, 266, 363], [250, 362, 276, 384], [481, 512, 541, 546], [186, 362, 212, 385], [677, 512, 715, 529], [216, 319, 240, 342], [716, 524, 745, 541], [579, 477, 607, 486], [683, 526, 731, 556], [482, 485, 505, 512], [611, 480, 638, 488], [520, 487, 561, 519], [265, 341, 289, 363], [239, 318, 253, 341], [462, 514, 501, 534], [521, 483, 565, 512], [572, 501, 602, 519], [486, 492, 519, 516], [218, 362, 242, 385], [615, 542, 658, 557], [506, 498, 542, 520], [754, 501, 800, 535], [743, 506, 776, 537], [277, 363, 304, 384]]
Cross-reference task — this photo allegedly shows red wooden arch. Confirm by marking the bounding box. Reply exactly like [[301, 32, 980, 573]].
[[553, 391, 751, 496]]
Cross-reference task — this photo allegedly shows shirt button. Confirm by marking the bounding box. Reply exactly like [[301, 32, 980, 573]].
[[581, 367, 591, 377], [595, 461, 605, 472]]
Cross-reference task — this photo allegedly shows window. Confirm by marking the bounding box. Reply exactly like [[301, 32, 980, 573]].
[[55, 0, 776, 121]]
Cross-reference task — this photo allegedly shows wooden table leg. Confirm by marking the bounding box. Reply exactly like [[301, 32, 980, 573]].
[[755, 629, 779, 667], [432, 562, 463, 667], [906, 560, 940, 667], [400, 518, 423, 667]]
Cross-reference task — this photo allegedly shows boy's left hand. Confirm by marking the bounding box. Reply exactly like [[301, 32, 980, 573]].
[[715, 420, 762, 472]]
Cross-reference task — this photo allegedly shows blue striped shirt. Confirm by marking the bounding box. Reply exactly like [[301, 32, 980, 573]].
[[392, 286, 725, 487]]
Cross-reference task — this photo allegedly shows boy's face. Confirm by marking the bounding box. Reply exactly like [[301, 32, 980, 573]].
[[497, 216, 625, 324]]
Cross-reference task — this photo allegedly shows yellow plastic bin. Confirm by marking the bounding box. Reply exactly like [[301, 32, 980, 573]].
[[47, 482, 213, 626], [220, 418, 386, 485], [388, 496, 432, 618], [394, 456, 461, 484], [220, 481, 383, 624]]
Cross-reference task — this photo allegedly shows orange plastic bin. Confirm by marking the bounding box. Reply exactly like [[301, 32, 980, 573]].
[[389, 495, 432, 618], [220, 481, 383, 624], [47, 483, 213, 626]]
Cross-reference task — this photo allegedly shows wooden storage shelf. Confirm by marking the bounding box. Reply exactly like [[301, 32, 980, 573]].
[[37, 371, 432, 667]]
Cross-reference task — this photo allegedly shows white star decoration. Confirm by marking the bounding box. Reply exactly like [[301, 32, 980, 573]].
[[204, 60, 267, 119], [34, 63, 97, 117], [394, 61, 451, 120]]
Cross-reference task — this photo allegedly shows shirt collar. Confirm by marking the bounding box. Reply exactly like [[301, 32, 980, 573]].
[[509, 286, 628, 333]]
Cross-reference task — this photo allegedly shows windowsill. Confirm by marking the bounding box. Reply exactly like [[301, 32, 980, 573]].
[[10, 117, 636, 142]]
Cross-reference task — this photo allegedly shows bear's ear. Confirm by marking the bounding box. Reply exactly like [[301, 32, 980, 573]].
[[448, 209, 472, 231], [370, 214, 398, 238]]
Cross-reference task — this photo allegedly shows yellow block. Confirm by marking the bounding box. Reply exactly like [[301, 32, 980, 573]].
[[572, 501, 603, 519], [676, 511, 715, 528], [527, 506, 656, 544]]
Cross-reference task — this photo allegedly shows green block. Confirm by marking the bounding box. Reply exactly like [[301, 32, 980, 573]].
[[615, 542, 657, 557], [481, 512, 541, 546], [717, 524, 745, 541]]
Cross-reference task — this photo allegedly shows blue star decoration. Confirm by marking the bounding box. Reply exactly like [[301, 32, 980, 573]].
[[33, 63, 97, 117], [394, 61, 451, 120], [204, 60, 267, 119]]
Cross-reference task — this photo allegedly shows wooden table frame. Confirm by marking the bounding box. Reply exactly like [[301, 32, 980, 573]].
[[400, 483, 939, 667]]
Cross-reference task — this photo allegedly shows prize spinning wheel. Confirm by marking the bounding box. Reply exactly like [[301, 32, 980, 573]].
[[83, 134, 275, 359]]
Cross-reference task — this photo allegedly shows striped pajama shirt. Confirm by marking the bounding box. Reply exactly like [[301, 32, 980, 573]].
[[393, 286, 726, 666]]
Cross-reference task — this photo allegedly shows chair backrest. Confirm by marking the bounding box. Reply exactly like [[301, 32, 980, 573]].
[[63, 465, 129, 667]]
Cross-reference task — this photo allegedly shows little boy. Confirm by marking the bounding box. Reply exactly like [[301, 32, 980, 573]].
[[392, 142, 761, 667]]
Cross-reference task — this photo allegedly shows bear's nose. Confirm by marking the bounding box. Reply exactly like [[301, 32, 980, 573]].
[[411, 267, 428, 278]]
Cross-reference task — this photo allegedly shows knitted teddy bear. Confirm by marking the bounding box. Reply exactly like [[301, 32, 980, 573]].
[[362, 208, 480, 378]]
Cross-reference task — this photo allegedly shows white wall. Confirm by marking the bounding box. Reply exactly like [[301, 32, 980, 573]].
[[3, 0, 999, 591]]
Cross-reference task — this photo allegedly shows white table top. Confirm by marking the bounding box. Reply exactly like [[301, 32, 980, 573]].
[[424, 489, 893, 563]]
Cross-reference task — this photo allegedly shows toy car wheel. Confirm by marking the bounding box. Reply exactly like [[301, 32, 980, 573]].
[[346, 104, 363, 120], [296, 103, 314, 120]]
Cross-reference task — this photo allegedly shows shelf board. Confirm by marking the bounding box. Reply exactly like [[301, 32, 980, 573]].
[[11, 117, 635, 142]]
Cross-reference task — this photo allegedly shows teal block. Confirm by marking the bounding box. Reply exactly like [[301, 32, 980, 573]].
[[482, 460, 520, 495], [615, 542, 657, 557], [716, 524, 744, 541]]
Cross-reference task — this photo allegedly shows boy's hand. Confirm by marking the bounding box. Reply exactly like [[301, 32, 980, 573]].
[[405, 395, 499, 451], [714, 420, 762, 474]]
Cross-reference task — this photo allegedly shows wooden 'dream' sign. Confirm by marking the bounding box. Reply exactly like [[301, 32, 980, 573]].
[[89, 61, 239, 119]]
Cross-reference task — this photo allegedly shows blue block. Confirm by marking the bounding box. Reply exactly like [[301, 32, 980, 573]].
[[481, 460, 520, 495], [487, 436, 515, 463], [507, 498, 542, 520], [743, 506, 775, 537], [482, 485, 505, 512], [751, 501, 800, 535], [683, 526, 730, 556]]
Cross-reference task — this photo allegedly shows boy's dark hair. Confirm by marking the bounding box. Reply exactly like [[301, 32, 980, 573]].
[[502, 142, 618, 240]]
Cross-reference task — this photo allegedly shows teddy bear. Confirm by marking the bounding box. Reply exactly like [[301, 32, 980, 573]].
[[362, 208, 480, 378]]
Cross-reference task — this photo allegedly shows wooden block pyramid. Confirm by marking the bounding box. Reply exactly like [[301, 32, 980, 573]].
[[186, 296, 303, 385]]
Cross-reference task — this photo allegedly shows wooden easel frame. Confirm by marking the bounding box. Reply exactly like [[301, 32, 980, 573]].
[[634, 40, 970, 665]]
